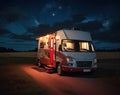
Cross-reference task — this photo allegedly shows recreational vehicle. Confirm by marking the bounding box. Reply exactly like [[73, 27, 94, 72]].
[[36, 29, 97, 75]]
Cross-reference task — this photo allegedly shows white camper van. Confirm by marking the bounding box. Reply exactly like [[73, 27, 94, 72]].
[[36, 29, 97, 75]]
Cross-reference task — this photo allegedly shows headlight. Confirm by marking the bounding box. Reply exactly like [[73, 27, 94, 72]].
[[67, 56, 75, 62], [66, 56, 76, 66], [68, 63, 73, 66], [93, 58, 97, 68], [94, 58, 97, 63]]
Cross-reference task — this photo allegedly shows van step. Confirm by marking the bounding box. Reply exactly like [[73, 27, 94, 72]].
[[44, 66, 54, 70], [46, 69, 55, 73], [44, 66, 55, 73]]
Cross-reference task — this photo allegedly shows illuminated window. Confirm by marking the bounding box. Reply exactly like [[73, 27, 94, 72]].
[[62, 40, 95, 52], [82, 42, 89, 50], [66, 42, 74, 49], [62, 40, 74, 51], [79, 42, 89, 51]]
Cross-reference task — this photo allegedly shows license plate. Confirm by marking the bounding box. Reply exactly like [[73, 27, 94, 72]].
[[83, 69, 91, 72]]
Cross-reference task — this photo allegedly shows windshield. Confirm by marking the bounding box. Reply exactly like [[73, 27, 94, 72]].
[[61, 40, 95, 52]]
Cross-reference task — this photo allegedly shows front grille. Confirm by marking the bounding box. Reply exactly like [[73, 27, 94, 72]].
[[76, 61, 92, 67]]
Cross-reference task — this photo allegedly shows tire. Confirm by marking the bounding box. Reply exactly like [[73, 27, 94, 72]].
[[57, 63, 63, 75]]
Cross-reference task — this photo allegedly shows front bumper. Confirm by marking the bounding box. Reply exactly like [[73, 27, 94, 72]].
[[62, 65, 97, 72]]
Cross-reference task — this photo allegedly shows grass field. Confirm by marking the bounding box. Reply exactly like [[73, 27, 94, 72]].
[[96, 52, 120, 59], [0, 51, 120, 59], [0, 52, 119, 95], [0, 57, 36, 64]]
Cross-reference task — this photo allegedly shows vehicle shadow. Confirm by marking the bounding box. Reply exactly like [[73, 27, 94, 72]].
[[63, 59, 120, 78], [32, 65, 120, 78], [32, 66, 46, 72], [32, 59, 120, 78], [61, 67, 120, 78]]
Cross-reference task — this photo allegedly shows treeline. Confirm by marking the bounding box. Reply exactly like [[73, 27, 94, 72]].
[[96, 49, 120, 52], [0, 47, 16, 52], [0, 47, 120, 52], [0, 47, 37, 52]]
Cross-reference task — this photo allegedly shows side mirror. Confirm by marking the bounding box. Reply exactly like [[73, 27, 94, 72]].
[[58, 45, 62, 51]]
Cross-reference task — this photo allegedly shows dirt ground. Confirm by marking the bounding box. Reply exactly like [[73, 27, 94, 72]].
[[0, 52, 120, 95], [0, 62, 48, 95], [21, 59, 120, 95]]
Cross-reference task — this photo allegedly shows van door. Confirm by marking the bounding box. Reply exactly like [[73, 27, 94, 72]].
[[49, 37, 54, 67]]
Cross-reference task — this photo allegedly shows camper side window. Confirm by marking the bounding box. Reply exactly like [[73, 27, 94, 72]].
[[40, 42, 44, 48]]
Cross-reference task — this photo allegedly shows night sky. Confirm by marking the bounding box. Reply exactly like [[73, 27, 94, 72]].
[[0, 0, 120, 51]]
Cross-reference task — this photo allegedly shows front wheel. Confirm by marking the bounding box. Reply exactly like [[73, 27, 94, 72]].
[[57, 63, 63, 75]]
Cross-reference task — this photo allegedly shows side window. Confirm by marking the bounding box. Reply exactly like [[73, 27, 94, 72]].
[[79, 42, 89, 51], [81, 42, 89, 50], [62, 40, 74, 51]]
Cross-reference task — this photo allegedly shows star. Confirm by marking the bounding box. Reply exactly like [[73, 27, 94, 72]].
[[58, 6, 62, 10], [52, 13, 56, 16]]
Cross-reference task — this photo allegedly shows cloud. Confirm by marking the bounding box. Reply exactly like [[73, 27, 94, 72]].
[[92, 20, 120, 42], [53, 14, 86, 30], [0, 7, 29, 23], [53, 20, 74, 30], [9, 33, 34, 41], [76, 20, 103, 32], [27, 12, 120, 44], [29, 14, 85, 37], [0, 28, 10, 35], [5, 22, 27, 35], [72, 14, 86, 23], [53, 14, 120, 43], [74, 19, 120, 43], [29, 24, 55, 36], [28, 14, 86, 36]]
